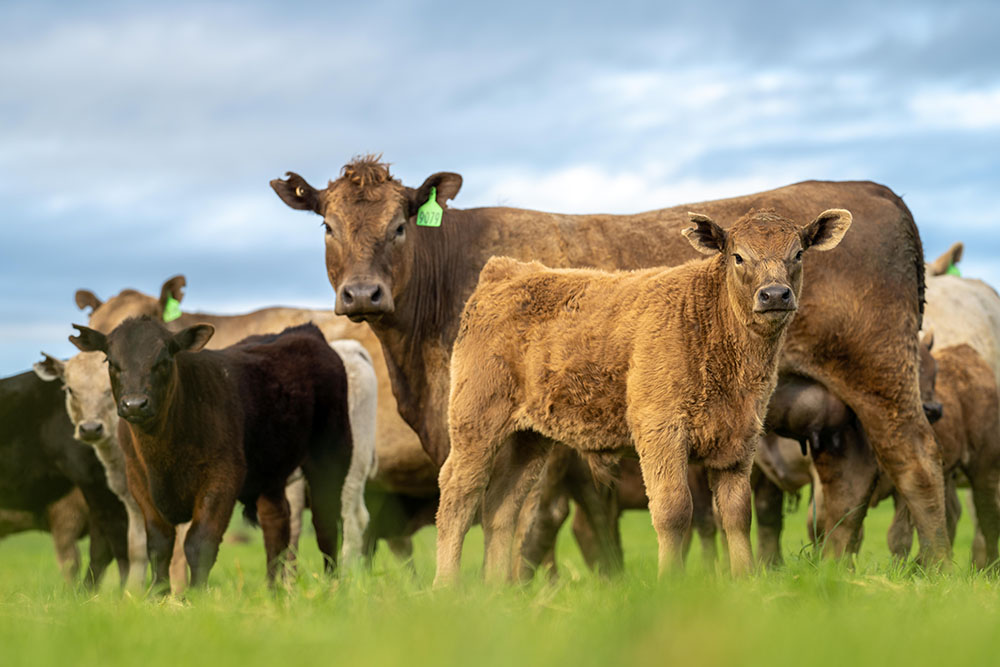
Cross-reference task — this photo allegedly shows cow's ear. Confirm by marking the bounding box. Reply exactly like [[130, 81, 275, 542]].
[[408, 172, 463, 218], [682, 213, 727, 255], [69, 325, 107, 353], [75, 290, 102, 313], [927, 241, 964, 277], [921, 328, 934, 352], [159, 275, 186, 311], [33, 353, 66, 382], [801, 209, 852, 252], [271, 172, 324, 214], [170, 324, 214, 354]]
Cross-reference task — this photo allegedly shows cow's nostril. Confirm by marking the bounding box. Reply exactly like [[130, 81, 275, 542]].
[[760, 291, 770, 302], [342, 288, 355, 305], [371, 286, 382, 304], [780, 288, 791, 302]]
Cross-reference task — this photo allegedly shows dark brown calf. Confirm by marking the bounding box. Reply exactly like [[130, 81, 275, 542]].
[[71, 319, 353, 589]]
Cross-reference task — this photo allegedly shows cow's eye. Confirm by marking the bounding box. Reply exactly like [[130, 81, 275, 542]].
[[395, 223, 406, 238], [733, 253, 744, 265], [794, 249, 803, 262], [321, 222, 332, 235]]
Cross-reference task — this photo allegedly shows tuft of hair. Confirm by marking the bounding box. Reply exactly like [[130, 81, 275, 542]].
[[338, 154, 398, 201], [584, 452, 621, 489]]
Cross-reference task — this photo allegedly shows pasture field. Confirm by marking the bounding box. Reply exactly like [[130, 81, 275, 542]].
[[1, 498, 998, 667]]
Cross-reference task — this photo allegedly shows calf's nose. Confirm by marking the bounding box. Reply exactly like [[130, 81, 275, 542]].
[[78, 421, 104, 440], [755, 284, 795, 312], [923, 400, 943, 424]]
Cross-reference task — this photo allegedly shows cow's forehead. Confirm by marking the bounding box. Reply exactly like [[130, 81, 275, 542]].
[[108, 319, 171, 362], [91, 290, 160, 331], [64, 352, 111, 390], [324, 180, 406, 232], [729, 212, 801, 254]]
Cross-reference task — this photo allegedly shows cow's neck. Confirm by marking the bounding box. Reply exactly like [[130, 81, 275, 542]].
[[704, 266, 788, 396], [368, 209, 492, 465]]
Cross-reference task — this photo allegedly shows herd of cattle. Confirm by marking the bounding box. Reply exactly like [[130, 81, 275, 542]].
[[2, 155, 999, 592]]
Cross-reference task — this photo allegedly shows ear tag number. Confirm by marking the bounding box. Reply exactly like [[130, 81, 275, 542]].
[[416, 186, 443, 227], [946, 262, 961, 277], [163, 296, 182, 323]]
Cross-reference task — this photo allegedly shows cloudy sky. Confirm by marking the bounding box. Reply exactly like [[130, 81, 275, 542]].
[[2, 0, 998, 375]]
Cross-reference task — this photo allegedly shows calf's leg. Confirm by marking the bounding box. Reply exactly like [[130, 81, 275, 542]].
[[968, 461, 1000, 569], [709, 464, 754, 576], [689, 464, 718, 570], [753, 470, 784, 568], [481, 432, 552, 583], [256, 490, 292, 586], [184, 488, 237, 588], [634, 424, 692, 576]]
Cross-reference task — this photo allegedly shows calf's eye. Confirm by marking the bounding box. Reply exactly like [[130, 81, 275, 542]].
[[794, 250, 803, 262], [395, 223, 406, 238], [733, 253, 744, 265], [321, 222, 332, 234]]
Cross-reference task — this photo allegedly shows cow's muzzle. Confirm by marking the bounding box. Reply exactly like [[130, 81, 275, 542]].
[[118, 395, 153, 423], [923, 400, 943, 424], [336, 280, 394, 321], [754, 284, 796, 313], [76, 421, 105, 443]]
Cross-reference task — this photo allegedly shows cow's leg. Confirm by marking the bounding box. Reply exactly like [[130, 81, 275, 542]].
[[635, 424, 691, 576], [303, 452, 350, 575], [285, 471, 307, 557], [690, 464, 718, 570], [516, 446, 572, 581], [887, 492, 915, 560], [968, 461, 1000, 569], [482, 432, 552, 583], [944, 476, 961, 546], [850, 403, 950, 565], [753, 469, 784, 568], [338, 450, 372, 569], [434, 430, 510, 587], [122, 498, 148, 590], [145, 514, 176, 593], [46, 494, 87, 584], [567, 458, 624, 577], [83, 521, 113, 589], [709, 462, 754, 576], [809, 423, 878, 558], [170, 522, 190, 594], [184, 488, 237, 588], [256, 490, 292, 586]]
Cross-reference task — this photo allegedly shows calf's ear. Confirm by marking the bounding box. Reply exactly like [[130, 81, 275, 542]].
[[921, 329, 934, 352], [159, 275, 186, 311], [682, 213, 728, 255], [801, 209, 852, 252], [33, 353, 66, 382], [69, 325, 108, 354], [271, 172, 324, 214], [927, 241, 964, 277], [408, 172, 463, 217], [170, 324, 214, 354], [74, 290, 102, 313]]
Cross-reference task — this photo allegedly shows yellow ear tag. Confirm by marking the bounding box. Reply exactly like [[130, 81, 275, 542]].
[[416, 186, 443, 227]]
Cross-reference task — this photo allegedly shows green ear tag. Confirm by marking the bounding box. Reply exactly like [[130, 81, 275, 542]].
[[946, 262, 961, 277], [163, 296, 182, 322], [416, 186, 443, 227]]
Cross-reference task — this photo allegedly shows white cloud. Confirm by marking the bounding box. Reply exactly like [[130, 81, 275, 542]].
[[909, 87, 1000, 130]]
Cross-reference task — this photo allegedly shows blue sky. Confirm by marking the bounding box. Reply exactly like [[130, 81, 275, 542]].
[[2, 0, 998, 375]]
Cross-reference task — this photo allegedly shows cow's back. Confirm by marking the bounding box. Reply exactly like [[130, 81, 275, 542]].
[[925, 275, 1000, 394], [229, 325, 350, 501], [0, 372, 76, 510]]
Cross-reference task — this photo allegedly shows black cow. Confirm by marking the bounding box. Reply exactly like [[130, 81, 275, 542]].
[[71, 318, 356, 590], [0, 370, 129, 586]]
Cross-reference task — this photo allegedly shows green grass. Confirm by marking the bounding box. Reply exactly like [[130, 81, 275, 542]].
[[1, 498, 998, 667]]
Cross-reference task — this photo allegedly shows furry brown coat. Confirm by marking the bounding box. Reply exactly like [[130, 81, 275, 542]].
[[272, 157, 951, 566], [434, 209, 851, 582]]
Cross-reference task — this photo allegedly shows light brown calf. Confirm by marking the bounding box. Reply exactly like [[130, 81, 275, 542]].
[[434, 208, 852, 584]]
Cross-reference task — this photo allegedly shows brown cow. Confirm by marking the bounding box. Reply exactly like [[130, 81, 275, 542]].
[[434, 208, 852, 583], [0, 489, 90, 582], [271, 157, 950, 566], [70, 320, 355, 589]]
